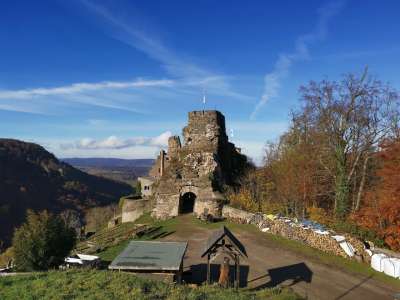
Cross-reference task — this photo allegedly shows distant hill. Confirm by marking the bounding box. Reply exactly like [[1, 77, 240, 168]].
[[62, 158, 154, 168], [62, 158, 155, 184], [0, 139, 133, 247]]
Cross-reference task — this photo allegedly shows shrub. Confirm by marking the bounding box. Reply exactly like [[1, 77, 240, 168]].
[[12, 210, 76, 271], [307, 206, 333, 225], [330, 220, 385, 248], [228, 188, 259, 213], [0, 247, 14, 268]]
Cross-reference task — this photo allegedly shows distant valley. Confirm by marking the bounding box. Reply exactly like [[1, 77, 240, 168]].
[[62, 158, 154, 185]]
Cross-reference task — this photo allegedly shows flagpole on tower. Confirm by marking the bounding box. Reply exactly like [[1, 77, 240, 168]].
[[202, 88, 206, 111]]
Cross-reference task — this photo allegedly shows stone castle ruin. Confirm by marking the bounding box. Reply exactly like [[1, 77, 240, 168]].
[[150, 110, 248, 219]]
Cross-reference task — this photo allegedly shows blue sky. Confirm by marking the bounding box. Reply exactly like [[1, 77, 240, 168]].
[[1, 0, 400, 164]]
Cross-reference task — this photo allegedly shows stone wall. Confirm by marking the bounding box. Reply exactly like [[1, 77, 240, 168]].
[[149, 153, 162, 178], [222, 205, 255, 223], [152, 193, 180, 219], [168, 136, 181, 157], [121, 198, 150, 223]]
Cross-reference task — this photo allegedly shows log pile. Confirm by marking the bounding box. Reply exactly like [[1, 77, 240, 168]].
[[222, 206, 368, 262], [258, 219, 349, 258]]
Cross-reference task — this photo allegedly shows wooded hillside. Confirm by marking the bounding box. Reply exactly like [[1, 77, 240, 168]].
[[0, 139, 133, 248]]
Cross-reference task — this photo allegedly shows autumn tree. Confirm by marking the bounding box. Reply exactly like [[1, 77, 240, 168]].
[[353, 140, 400, 250], [259, 70, 399, 221], [264, 116, 332, 218], [227, 165, 263, 213], [297, 70, 399, 217]]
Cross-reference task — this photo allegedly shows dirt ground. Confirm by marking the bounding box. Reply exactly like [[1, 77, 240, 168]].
[[162, 214, 400, 300]]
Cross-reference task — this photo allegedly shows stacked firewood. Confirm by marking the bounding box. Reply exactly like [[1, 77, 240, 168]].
[[222, 206, 368, 262], [266, 220, 347, 257]]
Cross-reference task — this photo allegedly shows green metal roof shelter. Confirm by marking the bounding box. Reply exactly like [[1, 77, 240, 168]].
[[109, 241, 187, 282]]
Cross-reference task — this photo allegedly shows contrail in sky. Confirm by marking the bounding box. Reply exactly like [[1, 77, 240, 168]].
[[250, 1, 346, 120]]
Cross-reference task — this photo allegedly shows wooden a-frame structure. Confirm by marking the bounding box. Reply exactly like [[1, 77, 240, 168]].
[[201, 226, 247, 289]]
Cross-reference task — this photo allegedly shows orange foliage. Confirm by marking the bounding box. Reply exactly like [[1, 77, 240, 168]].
[[308, 206, 333, 225], [228, 187, 258, 213], [353, 140, 400, 250]]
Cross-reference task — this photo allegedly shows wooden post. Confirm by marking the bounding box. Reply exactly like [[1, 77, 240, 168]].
[[235, 255, 240, 289], [207, 253, 211, 284], [177, 262, 183, 284]]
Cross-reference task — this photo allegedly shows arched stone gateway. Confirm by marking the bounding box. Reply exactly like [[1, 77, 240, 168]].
[[179, 192, 196, 214]]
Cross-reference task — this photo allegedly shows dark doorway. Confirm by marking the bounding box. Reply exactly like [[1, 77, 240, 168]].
[[180, 192, 196, 214]]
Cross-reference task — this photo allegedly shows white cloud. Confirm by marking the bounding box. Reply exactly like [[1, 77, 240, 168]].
[[0, 103, 48, 115], [0, 1, 254, 115], [62, 131, 172, 150], [0, 78, 174, 99], [77, 0, 251, 101], [250, 1, 345, 120], [79, 0, 208, 80]]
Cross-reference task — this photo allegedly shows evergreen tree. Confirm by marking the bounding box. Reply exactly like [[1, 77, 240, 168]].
[[12, 210, 76, 271]]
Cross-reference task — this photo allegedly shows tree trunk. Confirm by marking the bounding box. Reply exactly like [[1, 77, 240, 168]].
[[334, 146, 349, 218], [355, 155, 370, 211]]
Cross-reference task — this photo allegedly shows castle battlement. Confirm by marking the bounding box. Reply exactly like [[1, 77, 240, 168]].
[[187, 110, 225, 128]]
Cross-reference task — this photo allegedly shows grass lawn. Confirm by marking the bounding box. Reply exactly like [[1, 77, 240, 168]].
[[0, 270, 302, 300]]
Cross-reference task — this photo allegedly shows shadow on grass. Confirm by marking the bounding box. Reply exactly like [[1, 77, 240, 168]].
[[150, 231, 175, 240]]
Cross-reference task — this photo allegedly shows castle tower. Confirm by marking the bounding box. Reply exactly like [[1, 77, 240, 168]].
[[167, 136, 181, 158], [151, 110, 248, 220], [159, 150, 165, 177]]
